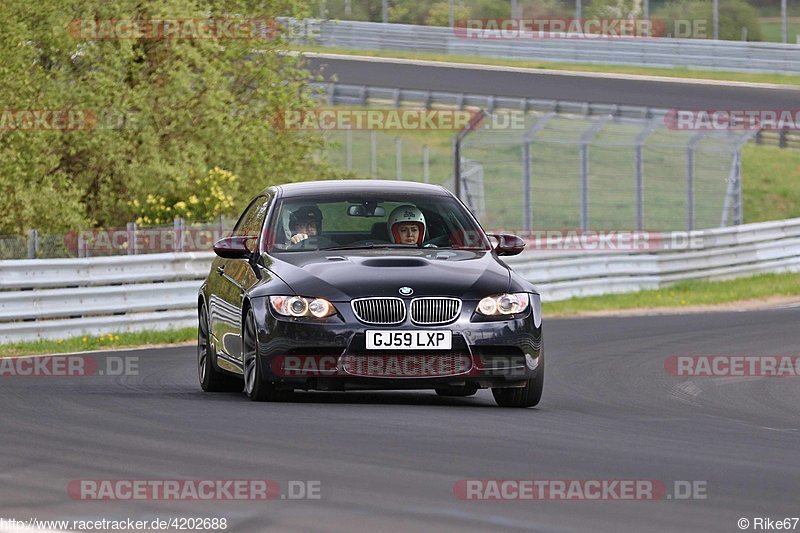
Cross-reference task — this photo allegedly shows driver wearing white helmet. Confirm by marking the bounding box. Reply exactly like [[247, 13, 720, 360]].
[[387, 205, 426, 246]]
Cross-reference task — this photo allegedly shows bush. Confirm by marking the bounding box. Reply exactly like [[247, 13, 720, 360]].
[[655, 0, 763, 40]]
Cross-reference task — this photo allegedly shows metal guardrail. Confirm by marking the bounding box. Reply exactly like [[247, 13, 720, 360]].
[[305, 19, 800, 74], [0, 253, 212, 343], [2, 218, 800, 343], [505, 218, 800, 301]]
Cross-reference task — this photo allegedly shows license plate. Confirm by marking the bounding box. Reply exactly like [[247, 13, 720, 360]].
[[366, 330, 452, 350]]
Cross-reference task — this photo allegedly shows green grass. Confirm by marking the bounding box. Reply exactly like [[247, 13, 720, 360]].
[[0, 328, 197, 358], [296, 44, 800, 87], [544, 271, 800, 316], [742, 144, 800, 223], [759, 18, 800, 42]]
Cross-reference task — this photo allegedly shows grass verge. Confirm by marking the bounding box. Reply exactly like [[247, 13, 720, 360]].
[[296, 44, 800, 87], [0, 327, 197, 358], [543, 271, 800, 316]]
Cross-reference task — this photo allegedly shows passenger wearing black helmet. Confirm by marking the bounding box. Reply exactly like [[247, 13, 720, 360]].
[[289, 205, 323, 244]]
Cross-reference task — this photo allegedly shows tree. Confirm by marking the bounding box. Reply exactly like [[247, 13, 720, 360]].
[[0, 0, 338, 234]]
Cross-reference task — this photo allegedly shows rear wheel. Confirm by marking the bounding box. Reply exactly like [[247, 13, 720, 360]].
[[243, 309, 290, 402], [198, 304, 242, 392], [491, 359, 544, 408]]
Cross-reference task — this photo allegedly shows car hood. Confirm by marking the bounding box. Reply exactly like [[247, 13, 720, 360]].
[[258, 249, 512, 301]]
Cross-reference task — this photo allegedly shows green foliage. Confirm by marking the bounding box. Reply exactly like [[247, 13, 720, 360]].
[[655, 0, 763, 40], [131, 167, 237, 225], [585, 0, 642, 19], [0, 0, 337, 235], [425, 2, 472, 27]]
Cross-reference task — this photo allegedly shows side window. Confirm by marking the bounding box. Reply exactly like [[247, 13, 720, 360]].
[[233, 196, 269, 238]]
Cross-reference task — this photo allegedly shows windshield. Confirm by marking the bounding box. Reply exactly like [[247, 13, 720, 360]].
[[267, 191, 492, 253]]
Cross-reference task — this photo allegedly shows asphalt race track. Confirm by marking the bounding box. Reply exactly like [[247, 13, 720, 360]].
[[1, 308, 799, 532], [304, 54, 800, 110]]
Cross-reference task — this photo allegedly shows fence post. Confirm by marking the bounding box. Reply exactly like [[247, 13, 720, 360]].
[[635, 120, 659, 231], [578, 116, 611, 231], [395, 137, 402, 180], [521, 112, 556, 232], [174, 217, 184, 252], [27, 229, 38, 259], [423, 144, 430, 183], [370, 130, 377, 177], [127, 222, 137, 255], [686, 132, 705, 231], [346, 129, 353, 171], [452, 110, 487, 201]]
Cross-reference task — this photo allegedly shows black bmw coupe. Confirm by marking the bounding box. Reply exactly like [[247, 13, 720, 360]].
[[198, 180, 543, 407]]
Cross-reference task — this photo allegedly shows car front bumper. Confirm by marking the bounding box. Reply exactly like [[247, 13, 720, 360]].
[[249, 296, 543, 391]]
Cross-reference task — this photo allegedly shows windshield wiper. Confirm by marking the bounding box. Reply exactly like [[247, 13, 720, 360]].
[[319, 243, 415, 251]]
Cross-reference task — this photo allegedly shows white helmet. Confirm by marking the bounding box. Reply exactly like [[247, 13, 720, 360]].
[[387, 205, 426, 245]]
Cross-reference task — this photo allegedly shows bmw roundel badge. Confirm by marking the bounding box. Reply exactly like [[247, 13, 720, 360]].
[[399, 286, 414, 296]]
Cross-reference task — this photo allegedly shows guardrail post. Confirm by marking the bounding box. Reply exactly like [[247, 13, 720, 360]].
[[780, 129, 787, 148], [423, 144, 430, 183], [27, 229, 38, 259], [127, 222, 137, 255]]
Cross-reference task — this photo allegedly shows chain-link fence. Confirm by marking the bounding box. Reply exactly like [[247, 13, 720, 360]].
[[322, 108, 753, 232], [461, 112, 752, 231]]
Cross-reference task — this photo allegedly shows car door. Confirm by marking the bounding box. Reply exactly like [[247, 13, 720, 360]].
[[209, 195, 271, 367]]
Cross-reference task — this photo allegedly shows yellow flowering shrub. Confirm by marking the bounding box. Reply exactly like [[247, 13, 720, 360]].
[[131, 168, 237, 226]]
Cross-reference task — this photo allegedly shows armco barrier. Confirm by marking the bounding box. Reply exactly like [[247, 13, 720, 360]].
[[2, 219, 800, 343], [0, 253, 213, 344], [304, 19, 800, 74]]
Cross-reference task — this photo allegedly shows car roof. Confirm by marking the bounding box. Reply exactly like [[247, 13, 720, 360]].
[[266, 179, 452, 199]]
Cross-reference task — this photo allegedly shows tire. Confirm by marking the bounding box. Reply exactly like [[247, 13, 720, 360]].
[[242, 308, 290, 402], [435, 385, 478, 397], [491, 358, 544, 408], [198, 304, 243, 392]]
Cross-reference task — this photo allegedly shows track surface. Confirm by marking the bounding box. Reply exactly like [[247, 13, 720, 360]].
[[1, 308, 799, 532], [305, 55, 800, 110]]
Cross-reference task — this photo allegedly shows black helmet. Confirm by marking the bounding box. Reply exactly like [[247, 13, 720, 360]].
[[289, 205, 323, 232]]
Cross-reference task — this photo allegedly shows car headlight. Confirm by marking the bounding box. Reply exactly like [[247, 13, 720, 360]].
[[476, 293, 529, 316], [269, 296, 337, 318]]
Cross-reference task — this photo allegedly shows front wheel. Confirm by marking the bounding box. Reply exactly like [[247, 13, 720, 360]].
[[198, 304, 242, 392], [242, 309, 290, 402], [491, 359, 544, 408]]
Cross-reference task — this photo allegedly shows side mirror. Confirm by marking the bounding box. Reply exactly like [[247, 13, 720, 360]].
[[488, 233, 525, 256], [213, 236, 256, 259]]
